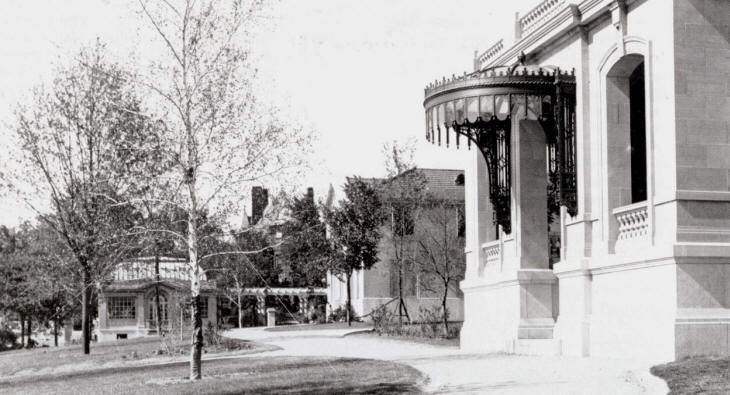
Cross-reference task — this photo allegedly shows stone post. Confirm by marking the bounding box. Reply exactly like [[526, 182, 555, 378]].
[[266, 308, 276, 327]]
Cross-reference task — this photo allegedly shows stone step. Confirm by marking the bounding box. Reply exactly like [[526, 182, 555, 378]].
[[509, 339, 562, 356]]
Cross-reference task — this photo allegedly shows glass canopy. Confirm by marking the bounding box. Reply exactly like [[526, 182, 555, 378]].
[[424, 65, 577, 234]]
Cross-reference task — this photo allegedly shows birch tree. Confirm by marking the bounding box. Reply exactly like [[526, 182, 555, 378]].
[[135, 0, 311, 379]]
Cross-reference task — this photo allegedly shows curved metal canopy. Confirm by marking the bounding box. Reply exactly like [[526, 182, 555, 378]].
[[423, 65, 577, 234]]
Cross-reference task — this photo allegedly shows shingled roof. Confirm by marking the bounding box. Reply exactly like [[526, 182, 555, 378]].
[[347, 168, 464, 202], [417, 168, 465, 201]]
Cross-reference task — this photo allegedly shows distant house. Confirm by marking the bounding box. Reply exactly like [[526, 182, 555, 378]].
[[96, 257, 218, 342], [327, 168, 466, 321]]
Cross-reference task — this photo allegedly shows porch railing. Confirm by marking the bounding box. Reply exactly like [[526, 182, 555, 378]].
[[481, 240, 502, 274], [519, 0, 567, 37], [613, 201, 649, 241]]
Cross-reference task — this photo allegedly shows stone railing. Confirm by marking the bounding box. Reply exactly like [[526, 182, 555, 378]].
[[519, 0, 566, 37], [482, 240, 502, 272], [477, 39, 504, 66], [613, 202, 649, 241]]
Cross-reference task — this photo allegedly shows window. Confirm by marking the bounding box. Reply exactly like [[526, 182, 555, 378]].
[[148, 294, 168, 322], [629, 62, 647, 203], [457, 206, 465, 238], [200, 297, 208, 319], [108, 296, 136, 320], [392, 207, 414, 236]]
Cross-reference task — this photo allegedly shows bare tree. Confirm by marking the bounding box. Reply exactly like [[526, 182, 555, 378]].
[[379, 139, 426, 325], [413, 199, 465, 335], [134, 0, 311, 379]]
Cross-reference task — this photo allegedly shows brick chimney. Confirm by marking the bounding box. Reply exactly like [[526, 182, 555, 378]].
[[306, 187, 314, 203], [251, 186, 269, 225]]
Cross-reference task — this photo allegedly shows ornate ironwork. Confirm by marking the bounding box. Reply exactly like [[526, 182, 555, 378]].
[[453, 117, 512, 234], [424, 65, 578, 235], [538, 70, 577, 217]]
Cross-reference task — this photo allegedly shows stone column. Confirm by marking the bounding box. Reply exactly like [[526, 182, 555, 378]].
[[460, 119, 559, 355], [513, 120, 558, 344]]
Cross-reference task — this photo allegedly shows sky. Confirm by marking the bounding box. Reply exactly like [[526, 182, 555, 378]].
[[0, 0, 536, 227]]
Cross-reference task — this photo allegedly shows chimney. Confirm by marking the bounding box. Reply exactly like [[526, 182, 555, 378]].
[[251, 186, 269, 225], [306, 187, 314, 203]]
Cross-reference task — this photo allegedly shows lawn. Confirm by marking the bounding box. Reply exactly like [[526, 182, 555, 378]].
[[0, 355, 425, 394], [264, 321, 372, 332], [0, 335, 271, 378], [651, 356, 730, 394]]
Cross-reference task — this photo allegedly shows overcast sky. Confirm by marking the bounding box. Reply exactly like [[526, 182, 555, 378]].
[[0, 0, 536, 227]]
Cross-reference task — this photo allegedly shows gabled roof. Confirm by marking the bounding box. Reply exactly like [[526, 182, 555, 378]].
[[345, 168, 465, 202]]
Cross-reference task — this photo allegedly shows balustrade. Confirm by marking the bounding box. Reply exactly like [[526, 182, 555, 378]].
[[613, 202, 649, 241]]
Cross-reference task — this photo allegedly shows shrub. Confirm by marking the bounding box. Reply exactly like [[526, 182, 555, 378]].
[[328, 305, 358, 323], [0, 327, 18, 351], [204, 321, 221, 347]]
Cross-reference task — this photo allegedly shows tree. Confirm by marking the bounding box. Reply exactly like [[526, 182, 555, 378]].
[[378, 140, 427, 324], [214, 228, 276, 328], [135, 0, 312, 379], [325, 177, 382, 326], [5, 42, 157, 354], [279, 191, 330, 288], [0, 224, 37, 347], [413, 198, 465, 335]]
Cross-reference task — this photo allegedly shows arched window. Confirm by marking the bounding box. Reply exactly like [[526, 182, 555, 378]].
[[606, 54, 647, 207]]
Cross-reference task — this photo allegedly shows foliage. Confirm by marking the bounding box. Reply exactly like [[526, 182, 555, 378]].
[[328, 305, 358, 323], [324, 177, 382, 325], [371, 304, 459, 339], [5, 41, 162, 354], [279, 191, 331, 287], [0, 327, 18, 351], [325, 177, 383, 277], [204, 321, 222, 347]]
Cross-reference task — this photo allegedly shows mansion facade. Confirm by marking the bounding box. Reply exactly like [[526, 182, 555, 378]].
[[424, 0, 730, 362]]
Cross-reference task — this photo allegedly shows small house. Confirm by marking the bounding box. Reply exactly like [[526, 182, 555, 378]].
[[96, 257, 217, 342]]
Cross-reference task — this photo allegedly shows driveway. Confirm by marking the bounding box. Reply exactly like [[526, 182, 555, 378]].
[[225, 326, 669, 394]]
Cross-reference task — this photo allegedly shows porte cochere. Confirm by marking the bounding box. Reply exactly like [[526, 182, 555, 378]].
[[425, 0, 730, 362]]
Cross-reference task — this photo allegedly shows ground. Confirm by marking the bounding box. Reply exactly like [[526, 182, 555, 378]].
[[1, 325, 671, 394], [226, 326, 669, 394], [651, 356, 730, 394], [0, 335, 424, 394]]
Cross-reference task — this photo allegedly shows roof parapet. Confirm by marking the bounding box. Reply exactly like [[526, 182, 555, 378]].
[[519, 0, 568, 37], [476, 39, 505, 69]]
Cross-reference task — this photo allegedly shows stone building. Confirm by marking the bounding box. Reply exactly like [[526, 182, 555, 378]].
[[96, 257, 217, 342], [327, 168, 466, 321], [424, 0, 730, 362]]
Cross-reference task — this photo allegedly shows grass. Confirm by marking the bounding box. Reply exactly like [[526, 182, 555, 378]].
[[264, 321, 372, 332], [0, 355, 425, 394], [0, 335, 268, 378], [651, 356, 730, 394]]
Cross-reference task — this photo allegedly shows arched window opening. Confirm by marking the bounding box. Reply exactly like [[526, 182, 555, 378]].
[[629, 62, 647, 203]]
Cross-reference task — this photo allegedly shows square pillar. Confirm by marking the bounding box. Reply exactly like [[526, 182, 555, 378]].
[[514, 120, 558, 341]]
